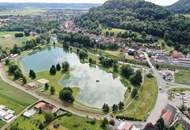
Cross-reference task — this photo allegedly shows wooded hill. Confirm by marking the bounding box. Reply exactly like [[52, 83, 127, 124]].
[[75, 0, 190, 53], [168, 0, 190, 14]]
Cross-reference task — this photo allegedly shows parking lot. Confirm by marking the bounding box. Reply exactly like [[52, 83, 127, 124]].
[[173, 92, 190, 108]]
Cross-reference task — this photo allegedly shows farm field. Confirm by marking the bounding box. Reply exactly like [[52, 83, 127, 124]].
[[0, 31, 35, 49], [175, 70, 190, 85], [0, 77, 37, 114], [0, 8, 46, 16]]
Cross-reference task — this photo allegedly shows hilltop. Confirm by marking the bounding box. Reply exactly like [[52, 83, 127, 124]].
[[168, 0, 190, 14]]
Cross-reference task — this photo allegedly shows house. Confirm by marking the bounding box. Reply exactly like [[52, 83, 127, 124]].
[[161, 104, 179, 127], [23, 108, 36, 118], [0, 105, 15, 122], [34, 101, 56, 113], [171, 51, 184, 59], [27, 82, 38, 88], [117, 122, 140, 130]]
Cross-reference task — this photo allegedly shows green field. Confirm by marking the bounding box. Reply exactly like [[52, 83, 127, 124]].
[[0, 77, 37, 114], [0, 8, 46, 16], [175, 70, 190, 85], [0, 31, 36, 49], [46, 114, 105, 130], [120, 76, 158, 121]]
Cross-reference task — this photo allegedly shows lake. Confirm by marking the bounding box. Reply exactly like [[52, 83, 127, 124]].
[[20, 47, 127, 108]]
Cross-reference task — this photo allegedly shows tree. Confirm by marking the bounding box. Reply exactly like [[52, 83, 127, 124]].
[[5, 59, 10, 65], [113, 64, 119, 73], [22, 76, 27, 84], [109, 119, 115, 126], [59, 87, 74, 103], [155, 118, 165, 130], [62, 62, 70, 72], [120, 65, 134, 79], [118, 101, 124, 111], [130, 70, 142, 86], [50, 86, 55, 95], [29, 69, 36, 79], [56, 63, 61, 71], [78, 50, 88, 60], [44, 112, 54, 123], [131, 88, 138, 98], [101, 118, 108, 128], [15, 33, 24, 37], [44, 83, 49, 91], [14, 69, 23, 80], [112, 104, 118, 113], [49, 65, 56, 75], [102, 103, 109, 113]]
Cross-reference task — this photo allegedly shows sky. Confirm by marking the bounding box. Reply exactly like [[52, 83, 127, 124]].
[[0, 0, 179, 6]]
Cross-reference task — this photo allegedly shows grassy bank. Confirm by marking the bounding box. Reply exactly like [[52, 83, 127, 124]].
[[119, 76, 158, 121]]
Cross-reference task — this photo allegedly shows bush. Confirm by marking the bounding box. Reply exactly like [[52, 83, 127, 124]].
[[15, 33, 24, 37]]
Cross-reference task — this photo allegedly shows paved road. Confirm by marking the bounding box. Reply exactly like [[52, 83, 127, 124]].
[[144, 52, 169, 124]]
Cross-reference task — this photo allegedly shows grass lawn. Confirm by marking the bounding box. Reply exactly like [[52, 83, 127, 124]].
[[0, 31, 36, 49], [0, 8, 46, 16], [175, 124, 185, 130], [0, 121, 5, 128], [36, 71, 79, 98], [0, 77, 37, 114], [175, 70, 190, 85], [45, 114, 105, 130], [119, 76, 158, 121], [9, 113, 46, 130]]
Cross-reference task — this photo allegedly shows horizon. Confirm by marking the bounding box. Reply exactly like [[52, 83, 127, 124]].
[[0, 0, 179, 6]]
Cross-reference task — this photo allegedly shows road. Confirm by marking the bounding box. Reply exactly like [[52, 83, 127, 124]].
[[144, 52, 170, 124]]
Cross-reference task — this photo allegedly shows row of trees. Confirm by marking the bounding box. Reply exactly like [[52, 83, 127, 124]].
[[102, 101, 124, 113], [49, 62, 70, 75]]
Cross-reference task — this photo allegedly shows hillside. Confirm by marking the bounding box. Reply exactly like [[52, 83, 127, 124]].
[[168, 0, 190, 14], [75, 0, 190, 53]]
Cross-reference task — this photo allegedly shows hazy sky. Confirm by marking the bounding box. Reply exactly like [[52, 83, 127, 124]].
[[0, 0, 179, 6]]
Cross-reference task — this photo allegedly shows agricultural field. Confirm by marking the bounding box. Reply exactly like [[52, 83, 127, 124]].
[[0, 31, 36, 49], [0, 77, 37, 114], [175, 70, 190, 85], [119, 76, 158, 121], [0, 8, 46, 16]]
